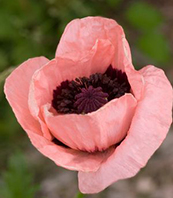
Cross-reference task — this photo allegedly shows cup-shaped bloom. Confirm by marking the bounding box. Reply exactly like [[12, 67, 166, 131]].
[[4, 17, 173, 194]]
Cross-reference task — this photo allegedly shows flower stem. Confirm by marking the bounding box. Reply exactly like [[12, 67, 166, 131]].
[[75, 192, 84, 198]]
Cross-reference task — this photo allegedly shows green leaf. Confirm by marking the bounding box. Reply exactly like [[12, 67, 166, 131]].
[[125, 1, 163, 31], [137, 32, 171, 64]]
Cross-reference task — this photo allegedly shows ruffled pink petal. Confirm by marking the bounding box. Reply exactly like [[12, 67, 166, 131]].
[[4, 56, 113, 172], [56, 16, 132, 70], [125, 66, 144, 100], [29, 39, 115, 108], [42, 94, 137, 152], [4, 57, 49, 136], [29, 39, 115, 130], [27, 130, 115, 172], [56, 16, 144, 100], [78, 65, 173, 194]]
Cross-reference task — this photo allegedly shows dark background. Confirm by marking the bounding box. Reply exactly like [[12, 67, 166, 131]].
[[0, 0, 173, 198]]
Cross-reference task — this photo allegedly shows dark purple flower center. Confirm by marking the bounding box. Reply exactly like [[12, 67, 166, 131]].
[[52, 65, 131, 114], [74, 86, 108, 114]]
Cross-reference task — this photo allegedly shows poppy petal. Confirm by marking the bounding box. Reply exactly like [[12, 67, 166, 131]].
[[126, 66, 144, 101], [27, 130, 115, 172], [29, 40, 115, 127], [42, 94, 137, 152], [4, 57, 49, 136], [78, 65, 173, 194], [56, 17, 132, 70], [4, 56, 112, 172]]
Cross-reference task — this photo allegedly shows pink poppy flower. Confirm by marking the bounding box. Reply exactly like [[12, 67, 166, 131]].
[[4, 17, 173, 194]]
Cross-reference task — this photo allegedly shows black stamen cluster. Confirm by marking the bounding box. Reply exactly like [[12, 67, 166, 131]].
[[52, 65, 131, 114]]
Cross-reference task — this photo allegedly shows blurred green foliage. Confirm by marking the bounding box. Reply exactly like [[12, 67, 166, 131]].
[[0, 152, 39, 198], [125, 1, 171, 65], [106, 0, 122, 8], [126, 1, 163, 31], [0, 0, 171, 72], [125, 1, 171, 67], [138, 32, 171, 64], [0, 0, 172, 197]]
